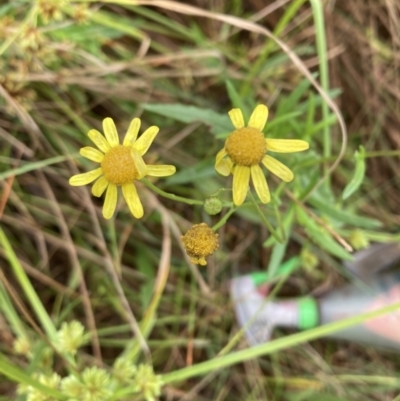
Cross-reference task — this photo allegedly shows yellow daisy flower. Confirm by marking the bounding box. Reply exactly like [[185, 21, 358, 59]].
[[69, 117, 176, 219], [215, 104, 309, 206]]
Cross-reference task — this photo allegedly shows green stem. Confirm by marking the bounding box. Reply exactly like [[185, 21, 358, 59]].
[[239, 0, 307, 96], [273, 203, 286, 243], [212, 207, 236, 231], [0, 228, 57, 341], [298, 150, 400, 169], [0, 281, 27, 339], [0, 354, 66, 400], [248, 193, 283, 243], [0, 155, 70, 181], [310, 0, 330, 188], [159, 300, 400, 385], [142, 179, 204, 206]]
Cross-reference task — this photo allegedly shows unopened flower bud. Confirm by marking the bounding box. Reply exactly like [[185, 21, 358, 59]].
[[132, 364, 163, 401], [300, 248, 319, 272], [349, 229, 369, 250], [203, 197, 222, 215]]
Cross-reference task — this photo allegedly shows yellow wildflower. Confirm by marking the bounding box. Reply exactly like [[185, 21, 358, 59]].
[[181, 223, 219, 266], [69, 118, 176, 219], [215, 104, 309, 206]]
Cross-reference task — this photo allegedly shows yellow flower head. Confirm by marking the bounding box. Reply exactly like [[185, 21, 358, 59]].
[[69, 118, 176, 219], [215, 104, 309, 206], [181, 223, 219, 266]]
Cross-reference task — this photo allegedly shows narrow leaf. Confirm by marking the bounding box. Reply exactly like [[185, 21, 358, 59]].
[[142, 103, 232, 135], [342, 146, 366, 200], [309, 196, 381, 229], [296, 207, 353, 260]]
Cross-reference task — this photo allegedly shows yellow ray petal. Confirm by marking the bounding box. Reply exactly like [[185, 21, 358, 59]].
[[248, 104, 268, 131], [190, 256, 200, 265], [147, 165, 176, 177], [88, 129, 111, 153], [133, 126, 159, 156], [130, 148, 148, 179], [102, 117, 119, 147], [266, 138, 309, 153], [123, 118, 141, 146], [103, 183, 118, 219], [80, 146, 104, 163], [122, 183, 144, 218], [215, 148, 231, 176], [92, 176, 109, 197], [262, 155, 294, 182], [216, 147, 227, 163], [233, 165, 250, 206], [226, 158, 234, 174], [228, 108, 245, 129], [69, 168, 102, 186], [215, 158, 233, 176], [250, 164, 270, 204]]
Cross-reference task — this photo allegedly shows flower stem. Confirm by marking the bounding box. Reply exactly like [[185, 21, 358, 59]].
[[142, 179, 204, 206], [310, 0, 330, 188], [248, 192, 283, 243], [273, 203, 286, 242], [212, 206, 236, 231]]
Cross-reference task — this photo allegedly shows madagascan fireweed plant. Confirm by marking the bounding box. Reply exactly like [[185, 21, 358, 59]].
[[69, 104, 308, 265], [3, 2, 400, 401]]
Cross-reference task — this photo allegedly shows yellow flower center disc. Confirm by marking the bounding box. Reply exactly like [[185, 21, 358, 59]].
[[101, 145, 138, 186], [225, 127, 266, 166], [181, 223, 219, 263]]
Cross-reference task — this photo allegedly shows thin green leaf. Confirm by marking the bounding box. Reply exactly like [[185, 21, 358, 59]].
[[296, 207, 353, 260], [142, 103, 232, 135], [265, 111, 303, 132], [266, 207, 295, 277], [0, 282, 26, 338], [306, 113, 337, 135], [225, 80, 249, 119], [0, 155, 70, 181], [0, 355, 65, 400], [0, 228, 57, 340], [279, 77, 312, 114], [309, 196, 381, 229], [166, 160, 215, 185], [342, 145, 366, 200]]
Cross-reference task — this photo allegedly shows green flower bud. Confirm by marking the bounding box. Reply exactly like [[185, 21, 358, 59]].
[[112, 357, 137, 384], [81, 367, 111, 401], [203, 196, 222, 215], [300, 248, 319, 272], [61, 375, 84, 400], [349, 229, 369, 250], [132, 364, 163, 401], [13, 336, 32, 357], [55, 320, 88, 355]]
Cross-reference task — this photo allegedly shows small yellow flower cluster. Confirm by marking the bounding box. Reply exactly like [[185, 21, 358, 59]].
[[69, 104, 309, 265], [181, 223, 219, 265]]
